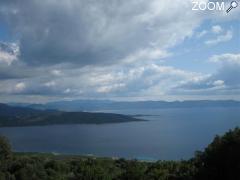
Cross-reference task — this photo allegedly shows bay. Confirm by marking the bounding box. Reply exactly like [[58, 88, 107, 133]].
[[0, 107, 240, 160]]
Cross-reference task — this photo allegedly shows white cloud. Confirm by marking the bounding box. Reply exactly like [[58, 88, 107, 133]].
[[64, 88, 71, 94], [210, 53, 240, 64], [86, 64, 203, 97], [196, 30, 208, 38], [0, 42, 19, 65], [211, 25, 222, 34], [205, 30, 233, 46], [0, 62, 203, 100], [15, 82, 26, 92], [97, 83, 125, 93], [0, 51, 16, 65], [213, 80, 224, 87], [44, 81, 56, 87], [51, 70, 62, 76], [121, 48, 170, 64]]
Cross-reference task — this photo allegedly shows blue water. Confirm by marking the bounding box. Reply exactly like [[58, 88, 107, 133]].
[[0, 107, 240, 160]]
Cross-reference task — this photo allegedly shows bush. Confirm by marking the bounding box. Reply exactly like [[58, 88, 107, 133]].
[[0, 135, 12, 161], [194, 127, 240, 180]]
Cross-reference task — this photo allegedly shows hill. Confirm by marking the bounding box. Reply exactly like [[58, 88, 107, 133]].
[[16, 100, 240, 111], [0, 104, 143, 127]]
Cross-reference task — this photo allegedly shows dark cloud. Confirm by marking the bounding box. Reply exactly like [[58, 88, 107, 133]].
[[214, 64, 240, 86], [0, 66, 30, 80], [0, 0, 201, 66]]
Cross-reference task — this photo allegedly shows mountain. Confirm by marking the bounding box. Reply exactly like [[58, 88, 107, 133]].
[[23, 100, 240, 112], [0, 104, 143, 127]]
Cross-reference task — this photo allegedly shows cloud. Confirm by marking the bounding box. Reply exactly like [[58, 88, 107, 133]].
[[211, 25, 222, 34], [121, 48, 170, 64], [209, 53, 240, 64], [212, 80, 224, 87], [44, 81, 56, 87], [51, 70, 62, 76], [0, 0, 203, 66], [15, 82, 26, 92], [173, 53, 240, 96], [205, 30, 233, 46], [97, 83, 125, 93], [0, 42, 19, 65], [0, 61, 203, 101], [0, 0, 239, 102], [196, 24, 223, 40], [0, 81, 26, 94], [196, 30, 208, 38], [211, 53, 240, 87]]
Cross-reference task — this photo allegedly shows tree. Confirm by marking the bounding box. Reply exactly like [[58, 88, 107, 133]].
[[194, 127, 240, 180], [0, 136, 12, 161]]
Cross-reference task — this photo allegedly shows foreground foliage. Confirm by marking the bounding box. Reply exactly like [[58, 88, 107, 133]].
[[0, 127, 240, 180]]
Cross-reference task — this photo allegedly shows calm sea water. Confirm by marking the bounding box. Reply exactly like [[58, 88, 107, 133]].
[[0, 107, 240, 160]]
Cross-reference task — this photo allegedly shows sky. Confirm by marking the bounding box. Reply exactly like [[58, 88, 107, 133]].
[[0, 0, 239, 103]]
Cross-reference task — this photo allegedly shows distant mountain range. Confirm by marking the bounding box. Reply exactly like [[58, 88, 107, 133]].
[[10, 100, 240, 112], [0, 103, 142, 127]]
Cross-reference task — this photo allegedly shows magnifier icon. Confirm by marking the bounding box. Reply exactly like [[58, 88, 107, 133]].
[[226, 1, 238, 13]]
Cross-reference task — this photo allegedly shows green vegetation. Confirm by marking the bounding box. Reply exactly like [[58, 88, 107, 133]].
[[0, 127, 240, 180], [0, 104, 144, 127]]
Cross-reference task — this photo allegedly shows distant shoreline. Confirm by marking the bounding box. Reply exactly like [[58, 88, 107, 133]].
[[14, 151, 158, 162]]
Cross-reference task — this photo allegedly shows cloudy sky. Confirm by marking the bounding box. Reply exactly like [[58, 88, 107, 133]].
[[0, 0, 239, 103]]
